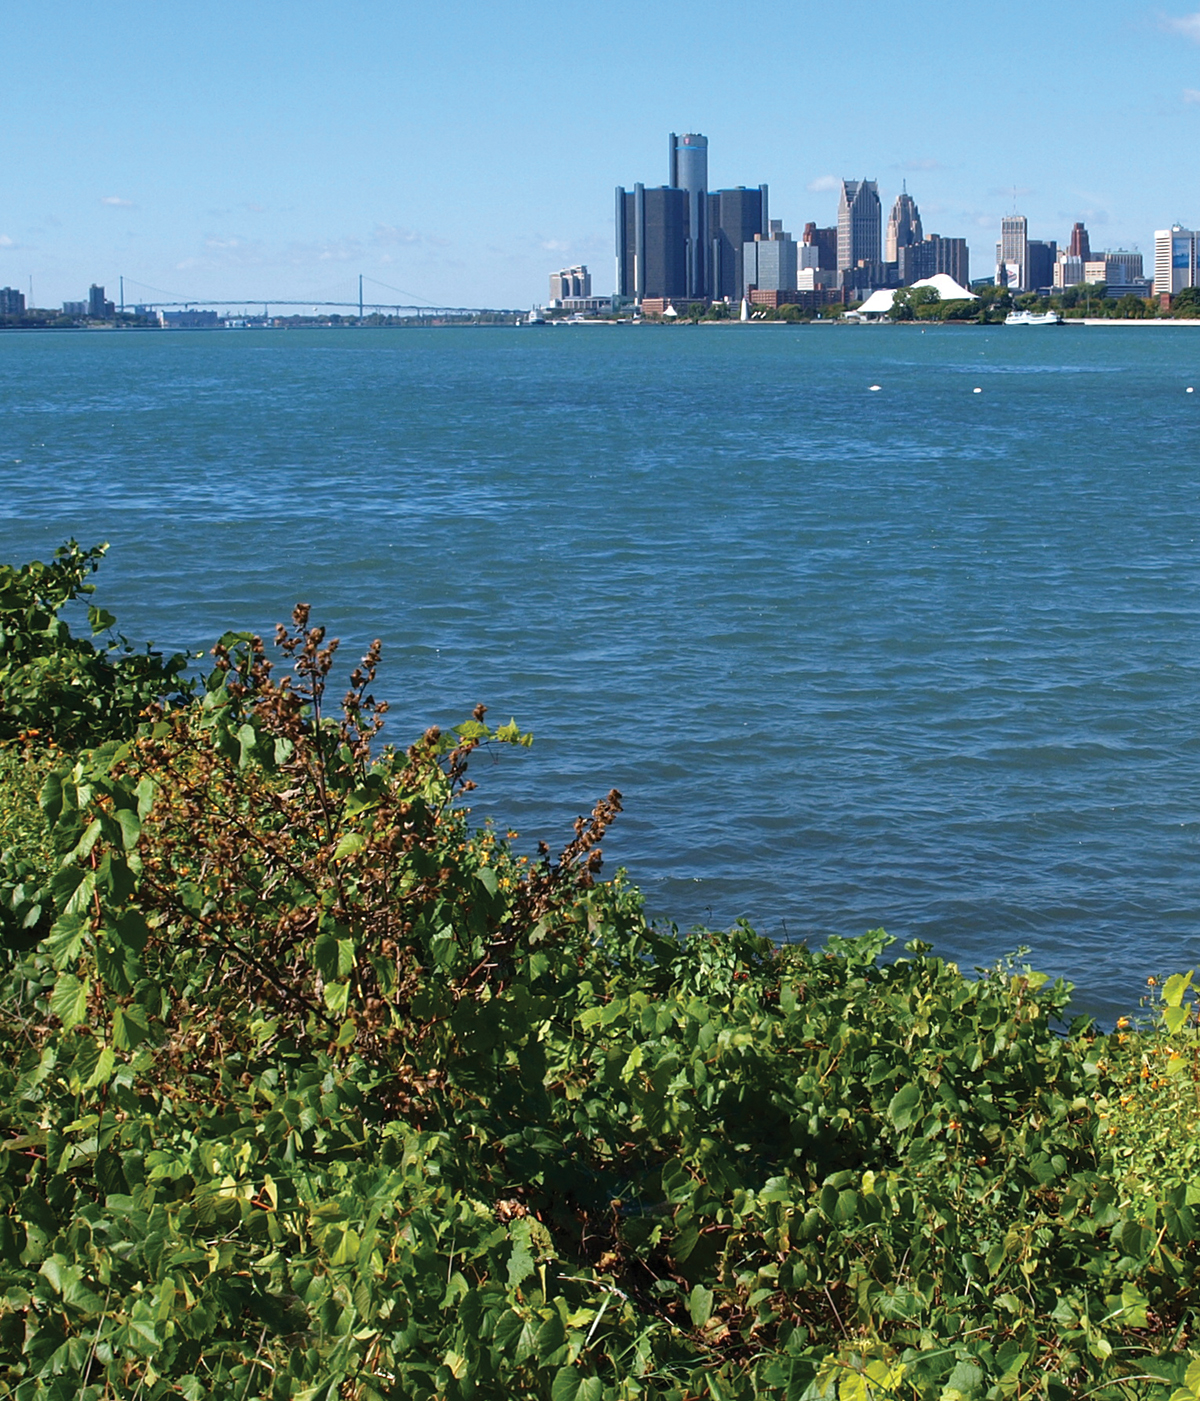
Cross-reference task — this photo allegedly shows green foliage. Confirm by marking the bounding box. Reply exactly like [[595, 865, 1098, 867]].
[[1, 547, 1199, 1397], [0, 541, 192, 750]]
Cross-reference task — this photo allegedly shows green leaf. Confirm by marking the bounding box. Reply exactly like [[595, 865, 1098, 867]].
[[113, 1004, 151, 1051], [476, 866, 499, 896], [507, 1219, 535, 1288], [323, 981, 350, 1015], [687, 1284, 713, 1328], [49, 973, 89, 1030], [83, 1045, 115, 1091], [1163, 971, 1194, 1009], [888, 1082, 921, 1131], [1164, 1004, 1191, 1035], [333, 832, 365, 860]]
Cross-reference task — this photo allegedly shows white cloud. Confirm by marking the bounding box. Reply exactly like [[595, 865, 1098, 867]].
[[0, 235, 15, 247], [807, 174, 839, 193], [101, 196, 136, 208], [1164, 10, 1200, 40], [1185, 86, 1200, 101], [372, 224, 423, 247]]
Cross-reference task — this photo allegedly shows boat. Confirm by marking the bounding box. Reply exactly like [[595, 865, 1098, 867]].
[[1005, 309, 1062, 326]]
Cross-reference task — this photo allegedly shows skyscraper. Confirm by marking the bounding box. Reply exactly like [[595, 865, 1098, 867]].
[[1069, 222, 1091, 261], [1027, 240, 1056, 292], [669, 132, 708, 298], [615, 184, 688, 301], [707, 186, 767, 301], [1154, 226, 1198, 297], [838, 180, 882, 273], [997, 215, 1028, 291], [885, 185, 923, 264]]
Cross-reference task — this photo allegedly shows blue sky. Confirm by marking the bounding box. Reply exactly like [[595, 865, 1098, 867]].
[[3, 0, 1200, 309]]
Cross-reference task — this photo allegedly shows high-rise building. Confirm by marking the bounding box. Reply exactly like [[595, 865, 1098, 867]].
[[1069, 222, 1091, 261], [742, 220, 798, 296], [802, 223, 838, 271], [1027, 240, 1057, 292], [838, 180, 881, 272], [549, 265, 591, 302], [1154, 227, 1197, 297], [885, 185, 923, 264], [669, 132, 708, 298], [707, 186, 767, 301], [897, 235, 969, 288], [997, 215, 1028, 290], [615, 184, 688, 301], [0, 287, 25, 315], [88, 284, 108, 318]]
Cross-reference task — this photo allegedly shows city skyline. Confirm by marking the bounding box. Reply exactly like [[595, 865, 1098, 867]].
[[4, 0, 1200, 307]]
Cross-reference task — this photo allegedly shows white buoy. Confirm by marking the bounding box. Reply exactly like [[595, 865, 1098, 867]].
[[973, 387, 982, 394], [869, 384, 881, 392], [1188, 387, 1195, 394]]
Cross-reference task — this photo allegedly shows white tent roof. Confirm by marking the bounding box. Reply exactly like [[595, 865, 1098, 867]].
[[855, 274, 978, 317], [857, 288, 896, 316], [912, 273, 977, 301]]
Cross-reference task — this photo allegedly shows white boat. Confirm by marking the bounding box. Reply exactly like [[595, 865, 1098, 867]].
[[1005, 309, 1062, 326]]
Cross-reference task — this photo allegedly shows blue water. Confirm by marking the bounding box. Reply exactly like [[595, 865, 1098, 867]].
[[2, 324, 1199, 1018]]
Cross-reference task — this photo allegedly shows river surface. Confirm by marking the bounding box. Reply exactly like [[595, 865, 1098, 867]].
[[2, 323, 1199, 1018]]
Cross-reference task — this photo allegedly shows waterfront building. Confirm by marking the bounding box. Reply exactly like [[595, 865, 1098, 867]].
[[549, 265, 591, 302], [708, 186, 768, 302], [885, 185, 923, 264], [0, 287, 25, 315], [743, 220, 798, 296], [669, 132, 708, 298], [1154, 226, 1197, 297], [1069, 222, 1091, 261], [997, 215, 1028, 291], [615, 184, 688, 301], [838, 180, 882, 274]]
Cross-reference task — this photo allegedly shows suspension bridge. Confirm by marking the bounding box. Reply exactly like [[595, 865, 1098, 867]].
[[116, 273, 516, 318]]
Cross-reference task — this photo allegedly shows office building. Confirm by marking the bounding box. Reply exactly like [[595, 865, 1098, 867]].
[[1080, 251, 1143, 293], [615, 184, 688, 301], [669, 132, 708, 298], [897, 235, 969, 288], [1027, 240, 1057, 292], [1069, 222, 1091, 261], [838, 180, 882, 273], [1154, 227, 1197, 297], [743, 220, 798, 295], [997, 215, 1029, 291], [88, 284, 112, 319], [708, 186, 767, 301], [549, 265, 591, 302], [802, 224, 838, 272], [885, 186, 923, 264], [0, 287, 25, 315], [1055, 254, 1084, 289]]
